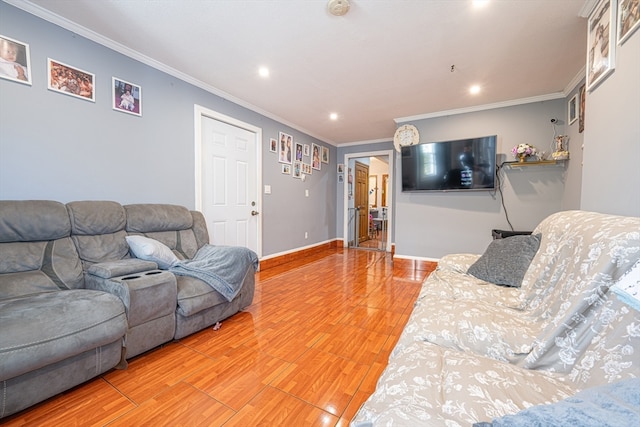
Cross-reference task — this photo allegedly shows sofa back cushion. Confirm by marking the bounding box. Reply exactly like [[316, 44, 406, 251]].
[[0, 200, 84, 297], [124, 204, 209, 260], [67, 201, 130, 269], [517, 210, 640, 372]]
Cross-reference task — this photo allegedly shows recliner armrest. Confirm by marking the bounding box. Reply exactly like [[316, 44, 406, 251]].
[[87, 259, 158, 279]]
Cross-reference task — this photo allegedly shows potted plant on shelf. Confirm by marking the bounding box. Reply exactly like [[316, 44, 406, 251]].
[[512, 143, 537, 163]]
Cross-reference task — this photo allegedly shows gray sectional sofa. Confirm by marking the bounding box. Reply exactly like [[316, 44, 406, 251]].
[[352, 210, 640, 426], [0, 200, 257, 418]]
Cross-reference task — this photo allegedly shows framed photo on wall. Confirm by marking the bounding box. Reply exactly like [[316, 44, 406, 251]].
[[278, 132, 293, 164], [0, 34, 31, 85], [618, 0, 640, 44], [579, 84, 586, 133], [295, 142, 303, 161], [568, 94, 578, 125], [269, 138, 277, 153], [112, 77, 142, 116], [321, 146, 329, 164], [48, 58, 95, 101], [303, 144, 310, 157], [311, 143, 321, 170], [586, 0, 616, 91]]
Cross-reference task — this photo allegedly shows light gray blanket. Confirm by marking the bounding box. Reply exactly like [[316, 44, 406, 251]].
[[170, 245, 259, 301], [473, 378, 640, 427]]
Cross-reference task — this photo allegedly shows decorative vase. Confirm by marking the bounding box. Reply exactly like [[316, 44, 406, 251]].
[[518, 154, 526, 163]]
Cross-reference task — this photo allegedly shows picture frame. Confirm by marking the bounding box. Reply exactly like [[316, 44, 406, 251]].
[[311, 143, 321, 170], [618, 0, 640, 44], [337, 163, 344, 174], [0, 34, 31, 85], [321, 146, 329, 164], [303, 144, 310, 157], [303, 163, 312, 175], [338, 174, 344, 183], [586, 0, 616, 92], [278, 132, 293, 164], [293, 161, 302, 178], [579, 83, 586, 133], [269, 138, 277, 153], [48, 58, 95, 102], [281, 164, 291, 174], [295, 142, 303, 161], [112, 77, 141, 116], [568, 94, 578, 125]]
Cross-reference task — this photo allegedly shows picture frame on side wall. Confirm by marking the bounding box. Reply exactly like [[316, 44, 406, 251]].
[[586, 0, 616, 91], [48, 58, 95, 102], [311, 143, 321, 170], [112, 77, 142, 116], [579, 84, 586, 133], [269, 138, 277, 153], [0, 34, 31, 85], [618, 0, 640, 44], [568, 94, 578, 125]]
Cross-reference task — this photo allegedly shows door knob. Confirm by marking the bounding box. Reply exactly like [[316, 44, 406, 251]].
[[251, 210, 259, 216]]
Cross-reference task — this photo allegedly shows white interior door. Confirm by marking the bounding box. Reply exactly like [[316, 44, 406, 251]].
[[198, 110, 260, 255]]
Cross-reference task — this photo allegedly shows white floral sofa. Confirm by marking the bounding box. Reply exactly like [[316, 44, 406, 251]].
[[352, 210, 640, 426]]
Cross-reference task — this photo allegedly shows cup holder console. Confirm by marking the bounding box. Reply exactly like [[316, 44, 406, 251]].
[[121, 271, 163, 280]]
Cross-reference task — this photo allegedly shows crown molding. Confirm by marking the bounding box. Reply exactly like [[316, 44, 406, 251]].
[[394, 93, 566, 124], [563, 66, 586, 95], [579, 0, 599, 18]]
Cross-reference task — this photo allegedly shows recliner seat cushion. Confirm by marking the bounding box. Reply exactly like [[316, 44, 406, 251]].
[[0, 289, 127, 380]]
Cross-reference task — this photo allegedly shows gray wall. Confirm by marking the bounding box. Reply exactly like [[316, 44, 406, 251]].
[[393, 100, 574, 259], [581, 32, 640, 216], [0, 3, 336, 257]]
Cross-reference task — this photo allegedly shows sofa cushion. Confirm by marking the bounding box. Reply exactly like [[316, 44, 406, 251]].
[[351, 340, 576, 426], [467, 234, 541, 287], [0, 271, 60, 299], [125, 204, 193, 233], [0, 289, 127, 380], [176, 275, 226, 317], [67, 201, 130, 265], [125, 235, 179, 269], [0, 200, 70, 243]]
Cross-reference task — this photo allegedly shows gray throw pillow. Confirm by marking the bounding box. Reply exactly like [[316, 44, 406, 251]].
[[467, 233, 541, 287]]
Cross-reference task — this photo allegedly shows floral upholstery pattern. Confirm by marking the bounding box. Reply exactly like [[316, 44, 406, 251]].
[[351, 211, 640, 426]]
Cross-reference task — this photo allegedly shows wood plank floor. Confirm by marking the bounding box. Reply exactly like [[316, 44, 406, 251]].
[[3, 248, 436, 427]]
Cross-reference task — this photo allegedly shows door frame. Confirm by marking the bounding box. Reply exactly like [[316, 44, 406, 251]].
[[342, 149, 394, 252], [194, 104, 263, 258]]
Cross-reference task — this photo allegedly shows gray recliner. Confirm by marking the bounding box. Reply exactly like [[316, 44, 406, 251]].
[[124, 204, 256, 339], [0, 200, 128, 418]]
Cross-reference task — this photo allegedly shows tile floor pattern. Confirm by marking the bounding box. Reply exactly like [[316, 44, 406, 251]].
[[3, 248, 434, 426]]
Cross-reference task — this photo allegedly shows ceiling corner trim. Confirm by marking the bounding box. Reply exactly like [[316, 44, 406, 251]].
[[579, 0, 599, 18], [394, 93, 566, 123], [6, 0, 335, 145], [563, 66, 586, 96]]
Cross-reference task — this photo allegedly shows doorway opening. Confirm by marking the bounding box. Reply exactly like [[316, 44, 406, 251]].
[[342, 150, 393, 252]]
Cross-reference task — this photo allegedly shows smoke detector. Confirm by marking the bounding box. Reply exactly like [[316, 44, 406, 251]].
[[328, 0, 350, 16]]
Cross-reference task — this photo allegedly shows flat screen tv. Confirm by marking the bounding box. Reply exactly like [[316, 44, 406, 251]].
[[401, 135, 497, 192]]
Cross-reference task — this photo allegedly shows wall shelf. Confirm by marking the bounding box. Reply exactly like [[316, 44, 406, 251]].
[[504, 159, 566, 169]]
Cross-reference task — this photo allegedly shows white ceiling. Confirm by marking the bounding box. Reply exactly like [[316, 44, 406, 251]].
[[12, 0, 590, 145]]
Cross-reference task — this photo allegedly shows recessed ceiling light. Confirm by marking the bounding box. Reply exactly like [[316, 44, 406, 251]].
[[473, 0, 490, 8], [469, 85, 481, 95], [329, 112, 339, 120], [258, 66, 269, 78]]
